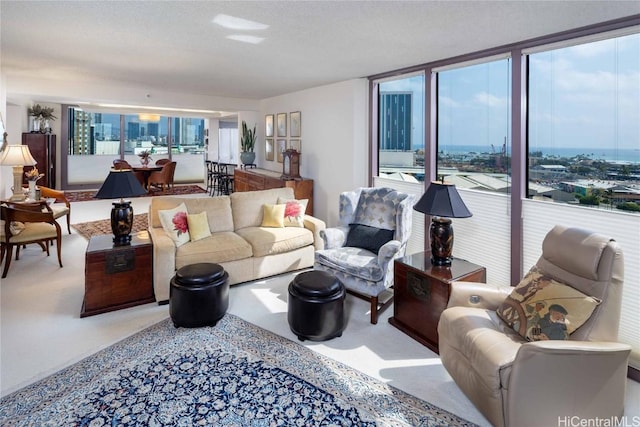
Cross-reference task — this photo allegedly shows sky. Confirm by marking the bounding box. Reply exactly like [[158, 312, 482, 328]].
[[380, 32, 639, 155]]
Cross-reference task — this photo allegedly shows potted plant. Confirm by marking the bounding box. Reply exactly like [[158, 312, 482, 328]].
[[137, 149, 152, 166], [240, 121, 256, 165], [28, 104, 57, 133]]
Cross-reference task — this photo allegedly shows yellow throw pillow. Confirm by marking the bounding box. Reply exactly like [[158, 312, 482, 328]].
[[261, 204, 285, 228], [158, 203, 190, 247], [496, 266, 601, 341], [187, 212, 212, 242]]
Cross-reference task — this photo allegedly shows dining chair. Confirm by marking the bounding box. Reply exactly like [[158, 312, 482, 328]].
[[38, 186, 71, 234], [0, 200, 63, 278], [148, 161, 177, 192]]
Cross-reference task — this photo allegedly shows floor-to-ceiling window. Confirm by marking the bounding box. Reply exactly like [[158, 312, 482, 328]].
[[436, 57, 512, 283], [372, 73, 426, 255], [64, 107, 206, 187], [370, 20, 639, 375], [523, 30, 640, 372]]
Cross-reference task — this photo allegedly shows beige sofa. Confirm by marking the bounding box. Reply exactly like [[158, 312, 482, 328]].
[[148, 187, 325, 302]]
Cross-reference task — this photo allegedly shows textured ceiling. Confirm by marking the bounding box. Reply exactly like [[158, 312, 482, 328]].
[[2, 1, 639, 105]]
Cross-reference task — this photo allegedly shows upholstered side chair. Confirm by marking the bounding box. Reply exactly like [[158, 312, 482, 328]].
[[314, 187, 415, 324], [0, 200, 63, 278], [38, 186, 71, 234], [438, 225, 630, 427]]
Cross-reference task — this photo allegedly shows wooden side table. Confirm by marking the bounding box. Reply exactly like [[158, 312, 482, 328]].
[[389, 253, 486, 353], [81, 231, 155, 317]]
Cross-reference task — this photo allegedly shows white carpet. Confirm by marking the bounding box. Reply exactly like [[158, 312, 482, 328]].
[[1, 195, 638, 426]]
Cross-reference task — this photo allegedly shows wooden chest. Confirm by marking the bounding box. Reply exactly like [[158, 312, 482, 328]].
[[81, 231, 155, 317]]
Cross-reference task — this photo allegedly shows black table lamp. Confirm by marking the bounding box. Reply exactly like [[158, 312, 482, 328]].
[[94, 170, 147, 245], [414, 180, 472, 265]]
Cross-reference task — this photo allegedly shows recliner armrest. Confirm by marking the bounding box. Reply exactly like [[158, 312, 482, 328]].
[[447, 281, 512, 310]]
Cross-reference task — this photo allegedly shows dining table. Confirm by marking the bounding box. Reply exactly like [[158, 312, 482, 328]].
[[131, 165, 162, 190]]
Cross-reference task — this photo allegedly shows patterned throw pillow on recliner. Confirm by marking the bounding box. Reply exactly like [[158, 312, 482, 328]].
[[496, 266, 601, 341]]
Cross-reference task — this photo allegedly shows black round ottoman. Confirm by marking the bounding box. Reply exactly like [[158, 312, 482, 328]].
[[170, 263, 229, 328], [288, 270, 346, 341]]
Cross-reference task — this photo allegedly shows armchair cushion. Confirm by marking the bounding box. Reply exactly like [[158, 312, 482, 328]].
[[345, 223, 394, 255], [315, 247, 384, 282], [496, 266, 601, 341]]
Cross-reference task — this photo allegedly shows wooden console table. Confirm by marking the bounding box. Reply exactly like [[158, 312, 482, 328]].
[[390, 253, 486, 353], [81, 231, 155, 317], [234, 167, 314, 215]]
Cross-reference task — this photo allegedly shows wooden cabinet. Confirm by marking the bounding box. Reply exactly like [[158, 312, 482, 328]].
[[389, 254, 486, 353], [81, 231, 155, 317], [234, 168, 314, 215], [22, 133, 56, 188]]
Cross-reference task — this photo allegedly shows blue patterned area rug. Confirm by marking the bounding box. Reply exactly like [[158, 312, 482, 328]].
[[0, 314, 476, 426]]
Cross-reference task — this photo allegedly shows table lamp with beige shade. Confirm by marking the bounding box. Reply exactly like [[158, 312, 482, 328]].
[[0, 144, 37, 202]]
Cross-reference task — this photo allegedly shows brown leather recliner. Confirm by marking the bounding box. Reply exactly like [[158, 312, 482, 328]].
[[438, 225, 630, 427]]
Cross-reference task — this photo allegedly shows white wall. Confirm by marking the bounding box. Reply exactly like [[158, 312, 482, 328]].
[[259, 79, 369, 224]]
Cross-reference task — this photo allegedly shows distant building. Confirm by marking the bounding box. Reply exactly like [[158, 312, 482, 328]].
[[379, 92, 412, 151], [529, 164, 568, 180]]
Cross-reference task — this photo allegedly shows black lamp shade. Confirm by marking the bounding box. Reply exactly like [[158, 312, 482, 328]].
[[94, 170, 147, 245], [414, 181, 472, 266], [95, 170, 147, 200], [413, 181, 472, 218]]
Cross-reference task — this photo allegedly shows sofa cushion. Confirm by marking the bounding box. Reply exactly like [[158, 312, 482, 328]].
[[150, 196, 233, 233], [231, 187, 295, 230], [235, 226, 313, 258], [175, 231, 253, 269], [261, 204, 285, 228], [187, 212, 211, 242], [158, 203, 190, 247], [277, 197, 308, 227], [496, 266, 601, 341]]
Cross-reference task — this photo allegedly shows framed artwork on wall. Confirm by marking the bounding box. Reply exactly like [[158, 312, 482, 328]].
[[265, 138, 274, 161], [289, 139, 301, 153], [277, 139, 286, 163], [265, 114, 274, 137], [277, 113, 287, 137], [290, 111, 301, 137]]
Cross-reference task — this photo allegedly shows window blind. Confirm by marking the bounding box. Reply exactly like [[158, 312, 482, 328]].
[[523, 199, 640, 370]]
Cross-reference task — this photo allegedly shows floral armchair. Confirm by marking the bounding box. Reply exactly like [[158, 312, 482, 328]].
[[314, 187, 415, 324]]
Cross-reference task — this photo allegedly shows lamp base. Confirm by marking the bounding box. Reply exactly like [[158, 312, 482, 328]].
[[10, 165, 26, 202], [430, 217, 453, 266], [111, 201, 134, 246]]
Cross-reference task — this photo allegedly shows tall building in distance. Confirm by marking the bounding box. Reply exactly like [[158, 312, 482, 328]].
[[379, 92, 412, 151]]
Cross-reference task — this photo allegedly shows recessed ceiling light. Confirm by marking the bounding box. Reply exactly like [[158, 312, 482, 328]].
[[212, 14, 269, 31], [226, 35, 265, 44]]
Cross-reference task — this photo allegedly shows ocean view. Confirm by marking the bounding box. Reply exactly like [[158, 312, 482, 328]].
[[437, 145, 640, 164]]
